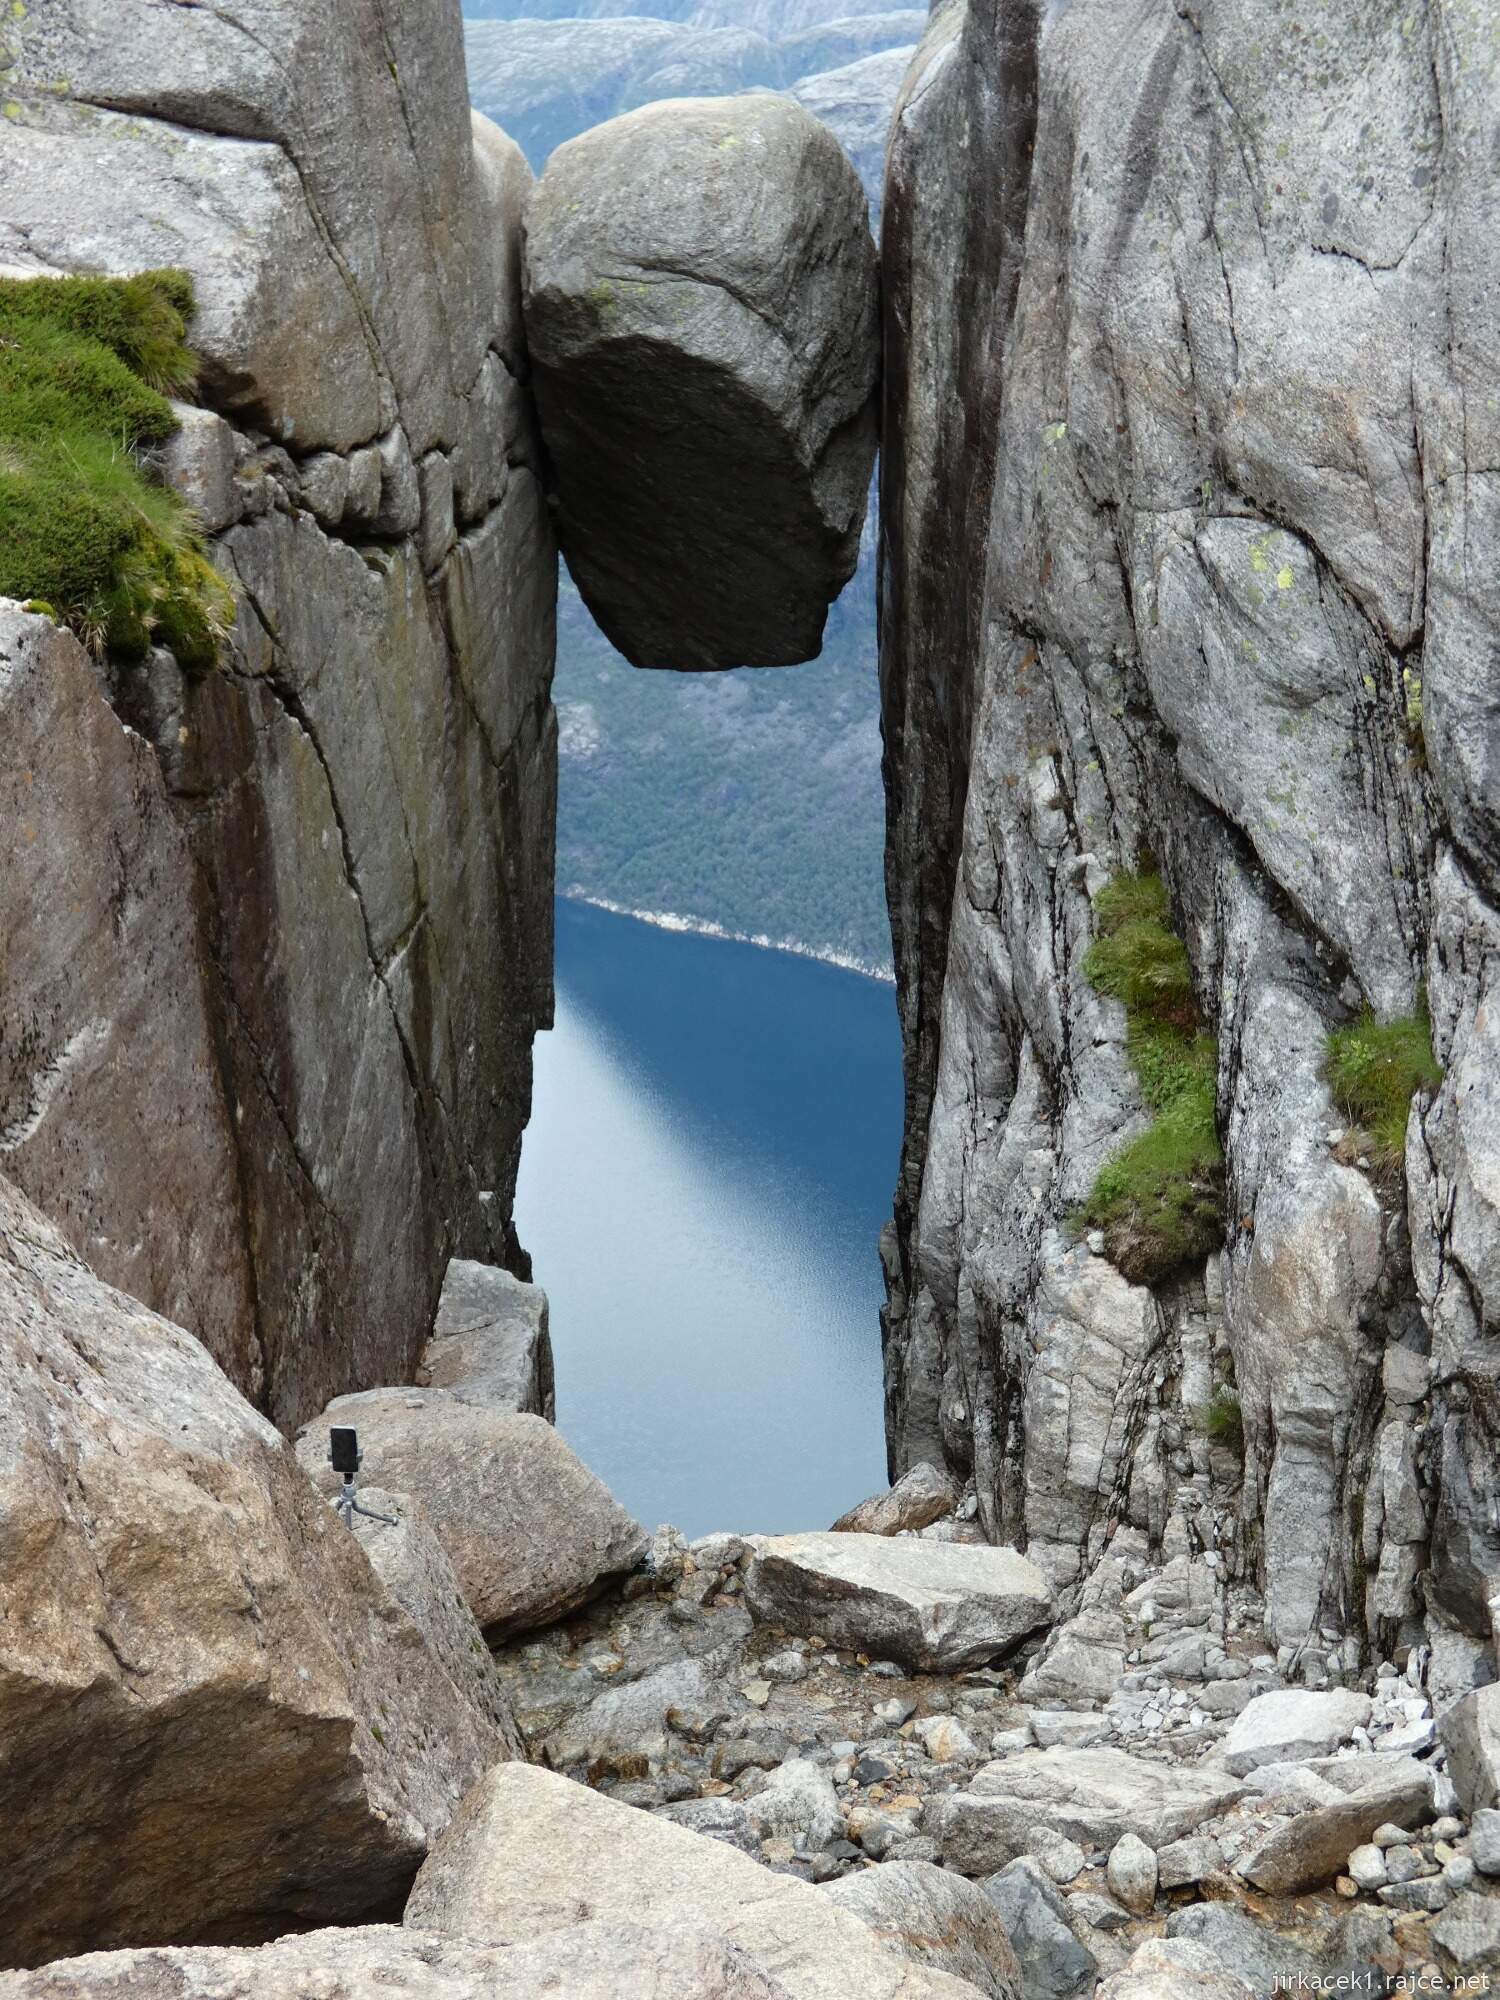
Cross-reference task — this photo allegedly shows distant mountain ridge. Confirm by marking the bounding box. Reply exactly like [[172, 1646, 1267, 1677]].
[[464, 10, 919, 201]]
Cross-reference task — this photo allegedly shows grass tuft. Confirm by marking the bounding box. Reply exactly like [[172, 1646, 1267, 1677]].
[[0, 269, 232, 668], [1195, 1386, 1244, 1458], [1325, 1003, 1442, 1169], [1079, 870, 1225, 1284]]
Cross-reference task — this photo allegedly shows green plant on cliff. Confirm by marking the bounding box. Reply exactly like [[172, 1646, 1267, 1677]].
[[1324, 1002, 1442, 1169], [1195, 1385, 1244, 1460], [1079, 870, 1225, 1284], [0, 269, 233, 668]]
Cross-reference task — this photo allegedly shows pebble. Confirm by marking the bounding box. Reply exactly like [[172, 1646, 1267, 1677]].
[[1034, 1834, 1088, 1885], [741, 1681, 772, 1708], [1068, 1890, 1132, 1933], [914, 1716, 980, 1764], [713, 1739, 783, 1780], [1106, 1832, 1158, 1916], [1378, 1878, 1451, 1914], [761, 1651, 810, 1684], [873, 1697, 916, 1728], [1470, 1808, 1500, 1876], [1373, 1823, 1412, 1849], [990, 1726, 1033, 1755], [1383, 1845, 1425, 1885], [1347, 1843, 1388, 1892], [1157, 1835, 1222, 1891]]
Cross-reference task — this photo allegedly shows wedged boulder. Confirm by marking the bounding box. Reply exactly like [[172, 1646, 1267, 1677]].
[[924, 1748, 1246, 1877], [832, 1462, 961, 1536], [0, 1178, 507, 1968], [1219, 1689, 1373, 1777], [0, 1923, 793, 1998], [744, 1532, 1053, 1672], [419, 1258, 555, 1421], [822, 1860, 1022, 2000], [522, 93, 879, 671], [1235, 1766, 1432, 1895], [295, 1392, 647, 1636], [406, 1763, 988, 1998]]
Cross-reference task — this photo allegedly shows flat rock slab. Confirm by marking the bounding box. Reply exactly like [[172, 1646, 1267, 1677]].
[[420, 1258, 555, 1420], [0, 1923, 794, 1998], [522, 92, 879, 670], [0, 1177, 505, 1966], [406, 1764, 985, 1999], [296, 1393, 647, 1636], [926, 1748, 1246, 1876], [744, 1532, 1054, 1672], [1220, 1689, 1374, 1776], [1097, 1937, 1255, 1999], [1236, 1769, 1432, 1896]]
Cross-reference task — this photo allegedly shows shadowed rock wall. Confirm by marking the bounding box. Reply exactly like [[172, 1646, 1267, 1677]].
[[0, 0, 557, 1431]]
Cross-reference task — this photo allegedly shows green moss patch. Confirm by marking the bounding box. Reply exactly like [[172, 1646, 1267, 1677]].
[[1325, 1003, 1442, 1168], [0, 269, 232, 668], [1079, 870, 1225, 1284]]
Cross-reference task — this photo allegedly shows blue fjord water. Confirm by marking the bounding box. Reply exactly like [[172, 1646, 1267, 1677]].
[[514, 897, 902, 1539]]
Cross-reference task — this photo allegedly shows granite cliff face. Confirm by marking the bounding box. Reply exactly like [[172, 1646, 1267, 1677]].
[[879, 0, 1500, 1666], [0, 0, 557, 1429]]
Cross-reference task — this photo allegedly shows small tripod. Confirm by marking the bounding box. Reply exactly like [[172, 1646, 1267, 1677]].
[[329, 1426, 397, 1529]]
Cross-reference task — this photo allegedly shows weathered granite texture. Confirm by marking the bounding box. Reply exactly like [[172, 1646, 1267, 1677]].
[[0, 0, 556, 1430], [879, 0, 1500, 1654], [0, 1175, 510, 1967], [0, 1924, 795, 2000], [522, 92, 879, 669]]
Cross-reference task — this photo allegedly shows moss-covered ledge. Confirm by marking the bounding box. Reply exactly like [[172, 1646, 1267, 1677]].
[[0, 269, 232, 667], [1077, 869, 1225, 1285]]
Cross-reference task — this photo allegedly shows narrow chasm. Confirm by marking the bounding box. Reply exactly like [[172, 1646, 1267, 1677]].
[[0, 0, 1498, 1992]]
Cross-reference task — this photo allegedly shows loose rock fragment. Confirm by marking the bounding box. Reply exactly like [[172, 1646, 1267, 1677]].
[[419, 1258, 556, 1420], [744, 1532, 1053, 1673]]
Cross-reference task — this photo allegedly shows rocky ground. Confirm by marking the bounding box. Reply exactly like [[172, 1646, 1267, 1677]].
[[5, 1194, 1500, 1995], [482, 1465, 1500, 1997]]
